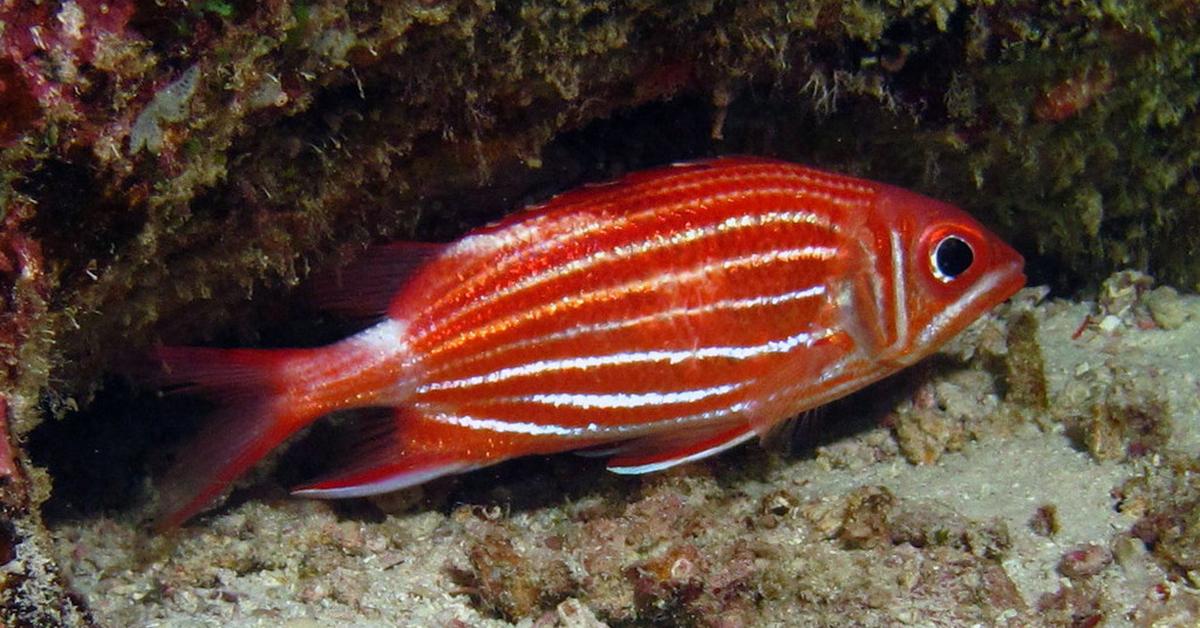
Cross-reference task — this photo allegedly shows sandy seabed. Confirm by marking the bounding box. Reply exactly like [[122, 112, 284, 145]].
[[49, 275, 1200, 627]]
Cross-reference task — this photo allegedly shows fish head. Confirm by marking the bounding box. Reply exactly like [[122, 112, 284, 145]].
[[871, 185, 1026, 365]]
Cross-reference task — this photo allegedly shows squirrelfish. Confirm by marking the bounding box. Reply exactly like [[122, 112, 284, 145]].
[[153, 156, 1025, 527]]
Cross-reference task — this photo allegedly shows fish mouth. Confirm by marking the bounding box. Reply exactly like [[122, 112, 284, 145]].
[[970, 257, 1027, 315], [997, 262, 1027, 302], [981, 234, 1027, 307], [911, 256, 1027, 353], [992, 242, 1028, 304]]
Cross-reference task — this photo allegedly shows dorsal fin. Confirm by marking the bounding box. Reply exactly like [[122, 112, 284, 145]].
[[305, 242, 447, 320], [507, 157, 780, 217]]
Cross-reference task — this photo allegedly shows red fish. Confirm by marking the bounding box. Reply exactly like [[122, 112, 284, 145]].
[[152, 156, 1025, 527]]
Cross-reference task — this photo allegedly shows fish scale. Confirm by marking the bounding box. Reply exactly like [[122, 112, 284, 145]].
[[418, 217, 843, 366], [149, 156, 1025, 528], [409, 168, 857, 344], [422, 241, 842, 379]]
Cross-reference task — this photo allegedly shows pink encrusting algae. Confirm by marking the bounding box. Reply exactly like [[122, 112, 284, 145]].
[[152, 156, 1025, 528]]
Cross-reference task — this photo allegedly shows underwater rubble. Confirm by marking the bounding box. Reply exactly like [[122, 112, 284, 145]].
[[1, 1, 1199, 624], [44, 279, 1200, 625]]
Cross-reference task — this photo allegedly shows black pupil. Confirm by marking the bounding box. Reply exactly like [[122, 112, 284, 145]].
[[934, 236, 973, 278]]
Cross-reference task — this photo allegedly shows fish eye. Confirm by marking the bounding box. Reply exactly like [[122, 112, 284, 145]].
[[930, 235, 974, 283]]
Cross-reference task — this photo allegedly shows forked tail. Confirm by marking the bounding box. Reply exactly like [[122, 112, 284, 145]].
[[151, 346, 319, 529]]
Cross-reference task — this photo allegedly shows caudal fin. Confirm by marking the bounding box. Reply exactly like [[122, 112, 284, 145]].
[[151, 346, 314, 530]]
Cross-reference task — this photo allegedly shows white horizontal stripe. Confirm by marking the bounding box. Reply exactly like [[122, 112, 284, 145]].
[[447, 166, 854, 273], [423, 204, 840, 344], [516, 383, 743, 410], [532, 285, 828, 346], [471, 357, 871, 446], [419, 326, 837, 393], [429, 413, 589, 436], [478, 210, 833, 307], [426, 246, 839, 361], [426, 284, 827, 379], [437, 177, 775, 306], [418, 400, 756, 438]]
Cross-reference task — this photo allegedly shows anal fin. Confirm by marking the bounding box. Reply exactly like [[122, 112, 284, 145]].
[[290, 408, 476, 499], [606, 424, 756, 475]]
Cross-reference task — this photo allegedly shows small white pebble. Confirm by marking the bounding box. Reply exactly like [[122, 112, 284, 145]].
[[1097, 314, 1121, 333]]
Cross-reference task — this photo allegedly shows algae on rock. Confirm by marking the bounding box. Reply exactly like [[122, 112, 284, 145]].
[[1, 0, 1199, 623]]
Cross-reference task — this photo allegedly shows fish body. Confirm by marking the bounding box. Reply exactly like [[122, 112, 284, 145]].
[[154, 156, 1025, 527]]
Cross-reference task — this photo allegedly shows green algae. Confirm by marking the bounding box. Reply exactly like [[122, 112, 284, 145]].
[[3, 0, 1197, 413], [2, 0, 1200, 623]]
